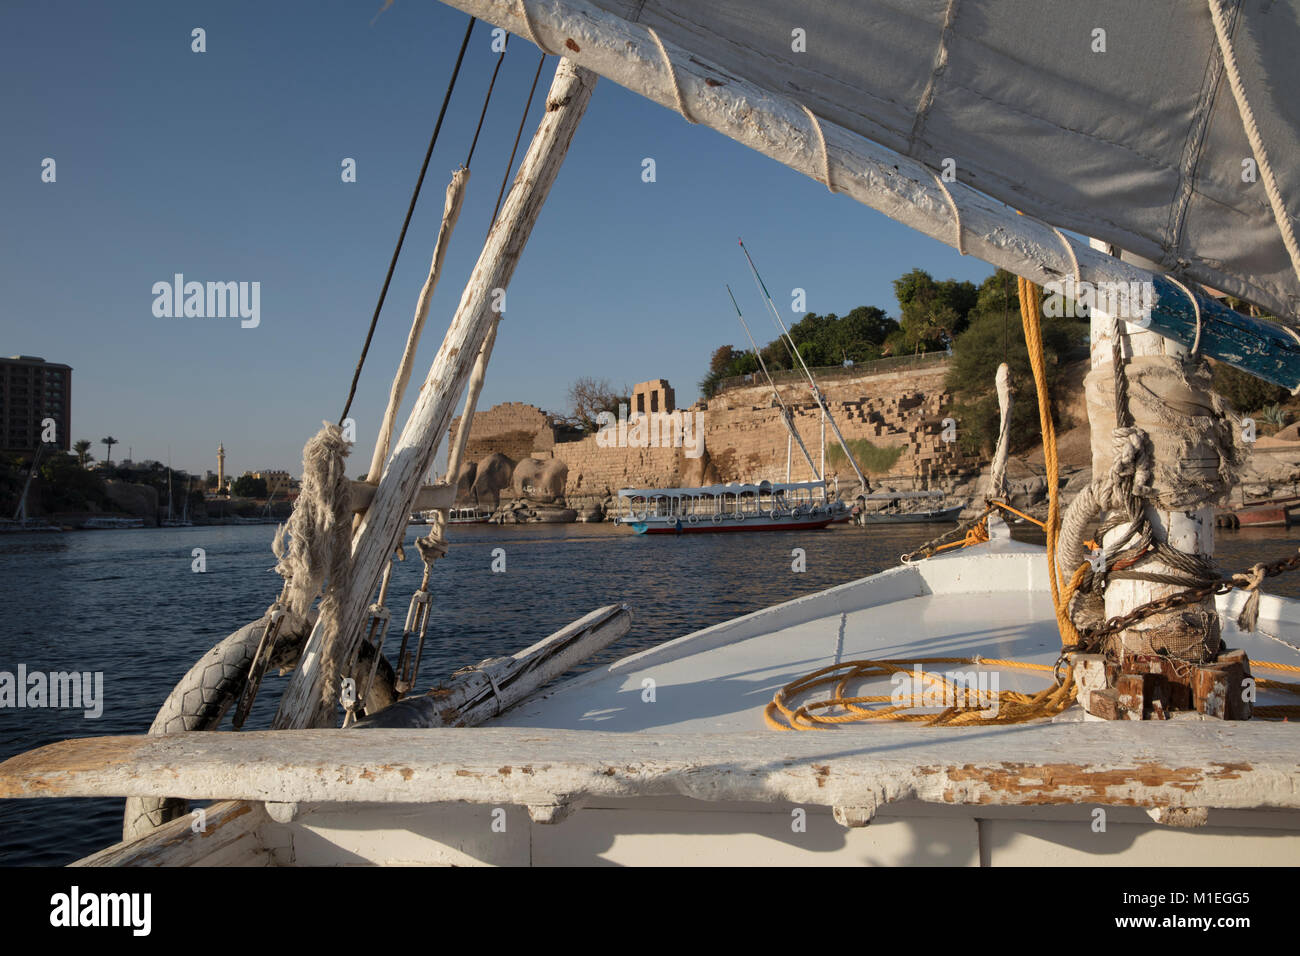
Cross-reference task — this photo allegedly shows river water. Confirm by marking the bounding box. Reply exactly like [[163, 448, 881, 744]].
[[1, 521, 1297, 865]]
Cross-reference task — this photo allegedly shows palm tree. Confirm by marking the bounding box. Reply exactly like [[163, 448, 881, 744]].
[[73, 439, 94, 468], [100, 436, 118, 466]]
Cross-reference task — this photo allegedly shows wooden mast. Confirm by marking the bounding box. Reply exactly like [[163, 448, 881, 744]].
[[1078, 241, 1240, 718], [274, 58, 596, 729]]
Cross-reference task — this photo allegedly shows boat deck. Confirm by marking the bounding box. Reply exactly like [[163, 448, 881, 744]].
[[3, 525, 1299, 865], [494, 531, 1300, 735]]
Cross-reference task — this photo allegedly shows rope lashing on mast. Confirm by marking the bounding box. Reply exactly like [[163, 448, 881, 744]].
[[647, 26, 697, 124], [1165, 274, 1204, 355], [799, 104, 835, 194], [514, 0, 558, 55], [930, 169, 964, 255]]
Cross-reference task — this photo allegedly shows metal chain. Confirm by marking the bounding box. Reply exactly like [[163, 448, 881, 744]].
[[1078, 547, 1300, 644]]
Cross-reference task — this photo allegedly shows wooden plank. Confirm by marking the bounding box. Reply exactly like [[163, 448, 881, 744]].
[[348, 481, 455, 514], [274, 59, 597, 729], [4, 722, 1298, 813], [355, 604, 632, 728], [74, 800, 268, 868]]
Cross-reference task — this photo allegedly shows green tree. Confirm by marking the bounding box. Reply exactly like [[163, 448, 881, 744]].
[[231, 474, 268, 498], [946, 289, 1084, 455], [1211, 361, 1288, 414], [73, 440, 94, 468], [37, 452, 110, 512], [893, 269, 978, 353], [568, 377, 629, 430]]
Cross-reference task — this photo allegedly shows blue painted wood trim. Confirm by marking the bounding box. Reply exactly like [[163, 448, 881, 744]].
[[1145, 276, 1300, 391]]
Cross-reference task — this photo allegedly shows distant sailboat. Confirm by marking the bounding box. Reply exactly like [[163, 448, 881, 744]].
[[161, 467, 193, 527]]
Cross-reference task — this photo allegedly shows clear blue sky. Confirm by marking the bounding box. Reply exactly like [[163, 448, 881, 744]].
[[0, 0, 993, 478]]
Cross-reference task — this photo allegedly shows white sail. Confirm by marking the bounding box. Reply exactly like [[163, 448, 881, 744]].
[[448, 0, 1300, 320]]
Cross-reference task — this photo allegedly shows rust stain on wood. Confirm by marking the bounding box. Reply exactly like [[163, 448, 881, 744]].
[[498, 766, 512, 776], [705, 78, 724, 87], [812, 764, 830, 787], [0, 736, 149, 796], [939, 761, 1254, 805], [565, 38, 580, 52]]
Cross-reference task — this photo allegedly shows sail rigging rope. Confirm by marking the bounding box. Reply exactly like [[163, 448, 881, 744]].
[[1165, 274, 1204, 355], [799, 103, 835, 194], [931, 170, 965, 256], [515, 0, 558, 55], [647, 26, 698, 124], [338, 16, 476, 424], [466, 36, 509, 168], [488, 52, 547, 237], [1207, 0, 1300, 289]]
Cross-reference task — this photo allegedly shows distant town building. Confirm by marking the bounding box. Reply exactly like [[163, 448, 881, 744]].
[[255, 470, 294, 497], [0, 355, 72, 455]]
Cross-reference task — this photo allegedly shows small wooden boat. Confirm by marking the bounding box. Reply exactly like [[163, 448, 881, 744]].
[[614, 480, 848, 534], [1217, 493, 1300, 528], [447, 507, 492, 524], [82, 516, 144, 529], [856, 504, 963, 525]]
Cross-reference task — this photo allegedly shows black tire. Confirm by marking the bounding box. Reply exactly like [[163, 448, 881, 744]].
[[122, 615, 398, 843]]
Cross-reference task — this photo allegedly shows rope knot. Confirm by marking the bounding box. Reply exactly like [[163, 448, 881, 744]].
[[1233, 562, 1268, 633], [415, 533, 448, 565]]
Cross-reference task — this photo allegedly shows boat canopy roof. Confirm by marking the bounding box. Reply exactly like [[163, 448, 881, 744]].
[[618, 480, 826, 499]]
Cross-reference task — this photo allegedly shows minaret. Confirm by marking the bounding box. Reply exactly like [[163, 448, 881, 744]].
[[217, 443, 226, 495]]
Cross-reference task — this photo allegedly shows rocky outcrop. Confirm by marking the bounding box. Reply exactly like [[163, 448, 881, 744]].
[[470, 453, 514, 509], [513, 457, 568, 502], [104, 481, 159, 521]]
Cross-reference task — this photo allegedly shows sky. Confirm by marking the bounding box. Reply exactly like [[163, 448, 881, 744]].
[[0, 0, 993, 479]]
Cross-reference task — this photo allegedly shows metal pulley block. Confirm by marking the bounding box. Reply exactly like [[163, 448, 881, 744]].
[[395, 589, 433, 695], [348, 601, 392, 716]]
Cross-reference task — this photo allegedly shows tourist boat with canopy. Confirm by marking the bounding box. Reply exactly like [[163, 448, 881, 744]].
[[615, 479, 850, 533], [4, 0, 1300, 866]]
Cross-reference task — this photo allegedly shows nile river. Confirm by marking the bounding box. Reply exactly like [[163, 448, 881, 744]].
[[2, 521, 1297, 865]]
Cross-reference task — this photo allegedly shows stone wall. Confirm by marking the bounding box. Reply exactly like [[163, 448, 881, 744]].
[[450, 402, 553, 464], [457, 361, 981, 500], [702, 364, 980, 487]]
